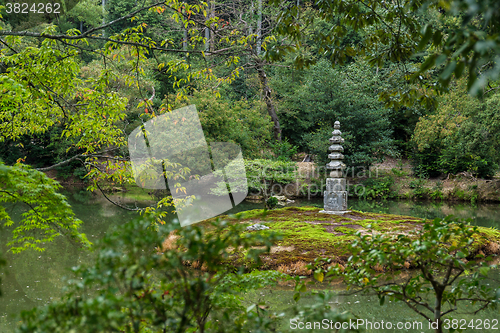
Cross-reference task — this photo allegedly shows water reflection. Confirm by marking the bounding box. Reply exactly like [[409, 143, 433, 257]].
[[0, 192, 138, 332], [294, 198, 500, 228], [1, 193, 499, 332]]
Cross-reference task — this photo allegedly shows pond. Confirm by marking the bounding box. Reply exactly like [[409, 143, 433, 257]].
[[1, 192, 499, 332], [243, 283, 500, 332]]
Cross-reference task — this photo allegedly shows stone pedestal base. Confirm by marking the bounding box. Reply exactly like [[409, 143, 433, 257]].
[[326, 178, 346, 192], [323, 190, 347, 211], [319, 209, 351, 215]]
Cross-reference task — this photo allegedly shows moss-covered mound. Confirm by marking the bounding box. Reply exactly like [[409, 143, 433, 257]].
[[203, 206, 500, 275]]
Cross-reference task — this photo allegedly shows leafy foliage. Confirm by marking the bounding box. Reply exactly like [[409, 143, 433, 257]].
[[412, 79, 500, 177], [172, 89, 272, 159], [2, 1, 500, 329], [63, 0, 104, 32], [0, 31, 129, 158], [0, 162, 91, 253], [357, 176, 396, 200], [0, 0, 81, 31], [287, 291, 361, 332], [16, 215, 289, 332], [265, 196, 279, 209], [268, 0, 500, 106], [273, 60, 396, 168], [0, 125, 88, 179], [321, 216, 500, 333], [245, 159, 296, 194], [267, 138, 298, 162], [0, 245, 4, 296], [409, 177, 430, 199]]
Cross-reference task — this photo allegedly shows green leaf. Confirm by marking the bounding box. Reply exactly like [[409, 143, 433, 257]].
[[432, 31, 442, 46], [345, 46, 356, 57], [314, 271, 324, 282], [479, 266, 490, 277], [435, 54, 447, 67], [474, 40, 496, 53], [420, 54, 437, 72], [440, 61, 456, 81], [454, 61, 465, 78], [418, 25, 433, 50]]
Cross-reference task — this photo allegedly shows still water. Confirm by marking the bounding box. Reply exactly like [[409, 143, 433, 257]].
[[1, 191, 499, 332]]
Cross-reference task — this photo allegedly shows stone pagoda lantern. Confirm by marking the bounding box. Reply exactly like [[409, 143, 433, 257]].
[[320, 121, 350, 214]]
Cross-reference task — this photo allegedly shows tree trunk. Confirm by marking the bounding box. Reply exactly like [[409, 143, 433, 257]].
[[205, 1, 214, 52], [183, 28, 188, 51], [102, 0, 106, 37], [433, 287, 444, 333], [205, 27, 210, 52], [256, 64, 281, 142], [257, 0, 262, 54], [248, 1, 254, 36]]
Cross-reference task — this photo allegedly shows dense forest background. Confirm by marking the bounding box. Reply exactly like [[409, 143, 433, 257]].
[[1, 0, 499, 181], [1, 1, 500, 332]]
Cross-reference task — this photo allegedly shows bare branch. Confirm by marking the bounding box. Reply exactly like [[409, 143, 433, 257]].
[[0, 1, 164, 40], [35, 148, 121, 172], [94, 182, 144, 212], [36, 154, 86, 172]]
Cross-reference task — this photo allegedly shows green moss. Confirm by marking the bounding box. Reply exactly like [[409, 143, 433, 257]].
[[334, 226, 358, 235], [113, 184, 155, 201], [310, 217, 332, 221], [283, 206, 320, 212], [201, 206, 500, 272], [233, 209, 266, 219], [271, 221, 335, 241]]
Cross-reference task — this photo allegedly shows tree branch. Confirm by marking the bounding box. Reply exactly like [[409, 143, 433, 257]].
[[94, 182, 144, 212], [441, 307, 457, 317], [36, 154, 86, 172], [35, 148, 120, 171], [0, 1, 163, 41]]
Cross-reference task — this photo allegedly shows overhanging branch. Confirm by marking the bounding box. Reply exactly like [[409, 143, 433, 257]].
[[35, 148, 121, 172], [0, 1, 164, 41]]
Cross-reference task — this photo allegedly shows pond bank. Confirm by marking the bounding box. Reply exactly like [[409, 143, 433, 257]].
[[43, 157, 500, 204], [280, 160, 500, 203]]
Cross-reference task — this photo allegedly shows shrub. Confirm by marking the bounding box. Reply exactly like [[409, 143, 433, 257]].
[[267, 137, 298, 161], [320, 216, 500, 333], [245, 159, 297, 193], [172, 89, 273, 159], [429, 189, 444, 200], [17, 216, 286, 332], [266, 196, 279, 209], [409, 178, 429, 199], [391, 167, 408, 177], [412, 79, 500, 178], [358, 176, 395, 199]]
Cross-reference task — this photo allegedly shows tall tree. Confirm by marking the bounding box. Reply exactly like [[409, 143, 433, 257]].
[[267, 0, 500, 108], [0, 0, 286, 215]]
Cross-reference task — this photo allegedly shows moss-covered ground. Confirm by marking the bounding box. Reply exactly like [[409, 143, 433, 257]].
[[202, 206, 500, 273]]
